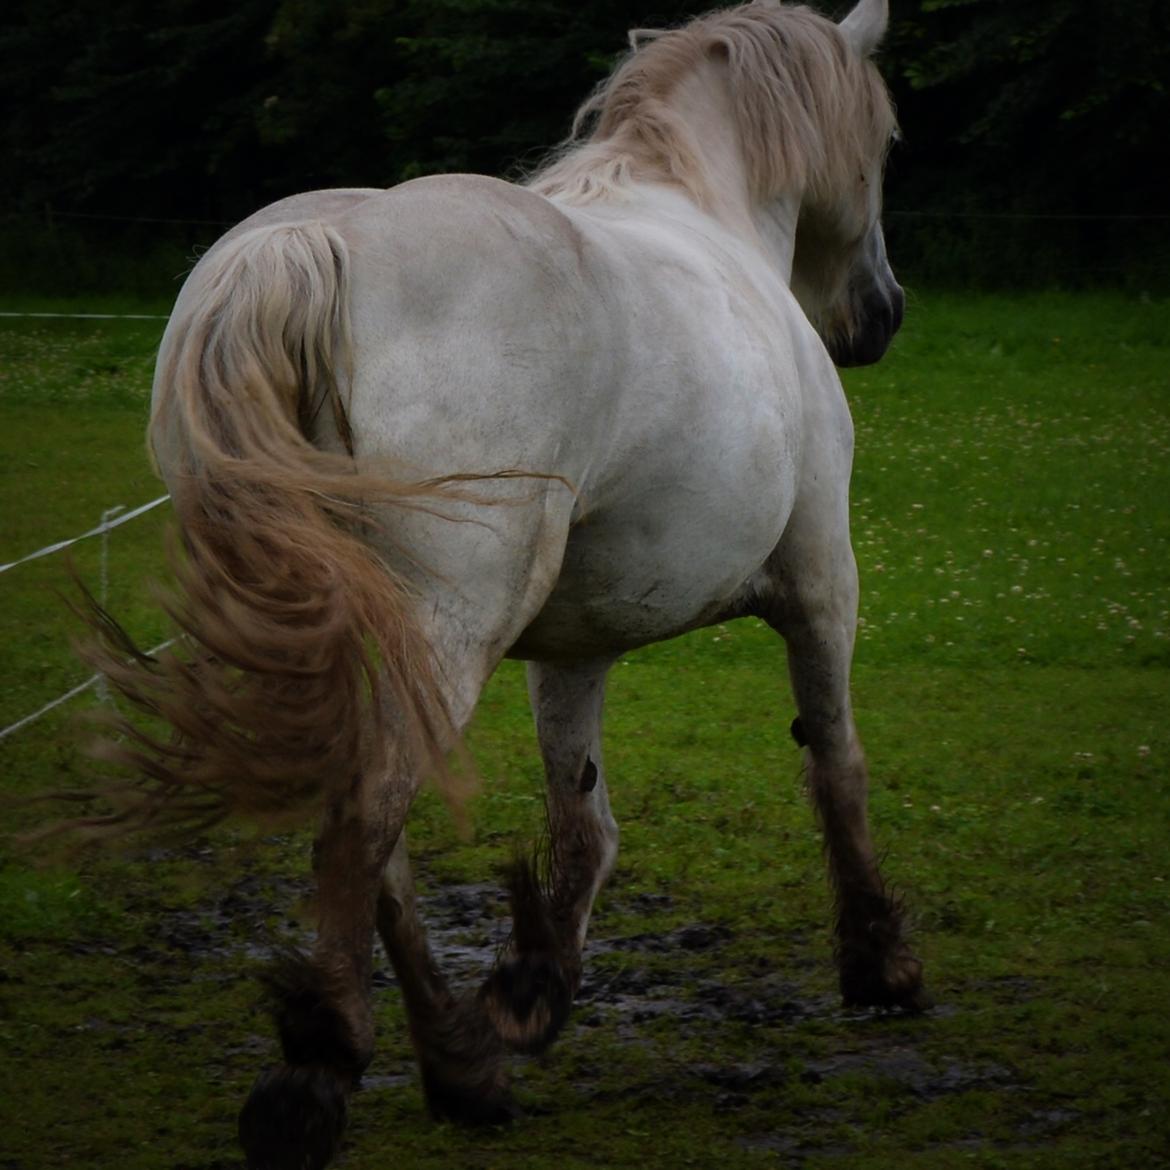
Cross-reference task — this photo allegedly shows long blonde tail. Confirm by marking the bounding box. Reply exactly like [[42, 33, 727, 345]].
[[78, 221, 453, 836]]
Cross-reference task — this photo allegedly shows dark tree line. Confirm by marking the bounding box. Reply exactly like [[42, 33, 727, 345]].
[[2, 0, 1167, 286]]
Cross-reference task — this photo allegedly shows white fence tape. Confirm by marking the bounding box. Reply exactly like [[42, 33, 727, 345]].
[[0, 638, 175, 743], [1, 495, 172, 741], [0, 494, 170, 574]]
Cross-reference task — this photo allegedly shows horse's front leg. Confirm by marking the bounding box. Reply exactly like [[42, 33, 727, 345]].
[[765, 534, 929, 1012], [480, 658, 620, 1053], [238, 766, 411, 1170]]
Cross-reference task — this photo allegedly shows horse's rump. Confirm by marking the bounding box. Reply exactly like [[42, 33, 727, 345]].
[[76, 218, 461, 838]]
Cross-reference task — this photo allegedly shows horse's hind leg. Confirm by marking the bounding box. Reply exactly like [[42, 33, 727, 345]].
[[480, 658, 620, 1053], [765, 534, 929, 1013], [239, 759, 414, 1170], [376, 829, 513, 1123]]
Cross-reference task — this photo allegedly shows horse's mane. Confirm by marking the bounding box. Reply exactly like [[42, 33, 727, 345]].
[[528, 1, 895, 212]]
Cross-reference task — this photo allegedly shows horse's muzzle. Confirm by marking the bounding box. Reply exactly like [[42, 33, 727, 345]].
[[830, 283, 905, 368]]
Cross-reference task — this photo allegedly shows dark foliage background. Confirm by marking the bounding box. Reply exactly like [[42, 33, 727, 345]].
[[2, 0, 1167, 292]]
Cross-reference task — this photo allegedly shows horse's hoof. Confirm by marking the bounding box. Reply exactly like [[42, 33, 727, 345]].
[[479, 953, 573, 1054], [896, 982, 934, 1013], [238, 1064, 348, 1170], [421, 1063, 517, 1126], [840, 949, 932, 1013]]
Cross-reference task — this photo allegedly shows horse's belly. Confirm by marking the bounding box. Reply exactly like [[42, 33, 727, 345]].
[[509, 490, 787, 660], [510, 587, 734, 661]]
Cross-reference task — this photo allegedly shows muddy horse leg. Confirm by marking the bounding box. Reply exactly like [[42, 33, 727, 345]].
[[238, 758, 414, 1170], [480, 658, 620, 1053], [375, 829, 512, 1123], [766, 543, 929, 1012]]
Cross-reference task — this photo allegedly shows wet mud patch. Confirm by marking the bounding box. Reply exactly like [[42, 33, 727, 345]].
[[110, 864, 864, 1044], [111, 871, 316, 986], [409, 880, 513, 977], [408, 888, 1011, 1071], [393, 882, 817, 1031]]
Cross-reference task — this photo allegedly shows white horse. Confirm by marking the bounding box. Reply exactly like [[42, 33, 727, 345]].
[[83, 2, 924, 1166]]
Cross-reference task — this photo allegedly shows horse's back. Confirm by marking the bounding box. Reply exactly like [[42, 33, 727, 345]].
[[186, 174, 805, 486]]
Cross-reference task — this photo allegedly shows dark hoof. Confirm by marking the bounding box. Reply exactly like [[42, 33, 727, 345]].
[[840, 949, 932, 1013], [479, 953, 572, 1055], [421, 1063, 517, 1126], [239, 1064, 348, 1170]]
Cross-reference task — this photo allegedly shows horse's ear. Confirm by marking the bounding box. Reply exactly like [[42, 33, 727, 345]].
[[838, 0, 888, 57], [628, 27, 664, 52]]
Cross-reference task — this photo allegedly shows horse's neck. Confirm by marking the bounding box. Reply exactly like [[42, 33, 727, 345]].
[[668, 61, 755, 235], [752, 197, 800, 285], [669, 60, 799, 285]]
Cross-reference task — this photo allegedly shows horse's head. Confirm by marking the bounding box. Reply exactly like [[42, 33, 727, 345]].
[[529, 0, 904, 368], [786, 0, 903, 368]]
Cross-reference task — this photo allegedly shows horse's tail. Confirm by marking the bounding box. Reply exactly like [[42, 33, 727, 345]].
[[76, 220, 456, 838]]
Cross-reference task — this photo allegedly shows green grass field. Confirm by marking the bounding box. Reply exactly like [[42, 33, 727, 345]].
[[1, 291, 1168, 1169]]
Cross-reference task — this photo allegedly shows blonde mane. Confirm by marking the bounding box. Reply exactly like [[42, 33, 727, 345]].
[[529, 2, 895, 213]]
